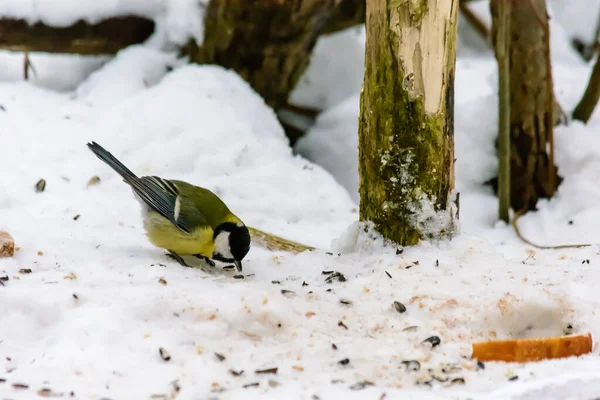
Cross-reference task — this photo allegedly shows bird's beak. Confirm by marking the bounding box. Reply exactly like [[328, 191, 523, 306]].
[[234, 260, 242, 272]]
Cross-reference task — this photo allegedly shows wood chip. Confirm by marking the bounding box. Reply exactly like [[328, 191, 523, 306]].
[[472, 333, 593, 362], [0, 231, 15, 258]]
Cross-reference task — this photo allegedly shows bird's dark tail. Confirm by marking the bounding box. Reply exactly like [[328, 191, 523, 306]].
[[86, 141, 139, 184]]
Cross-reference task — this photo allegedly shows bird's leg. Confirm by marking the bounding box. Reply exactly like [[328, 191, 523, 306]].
[[166, 251, 191, 267], [193, 254, 216, 267]]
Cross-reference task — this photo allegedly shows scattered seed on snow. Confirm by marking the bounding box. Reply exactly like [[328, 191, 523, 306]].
[[159, 347, 171, 361], [339, 299, 352, 305], [73, 214, 81, 221], [322, 270, 334, 275], [338, 358, 350, 366], [402, 360, 421, 371], [268, 380, 280, 387], [87, 176, 101, 187], [35, 179, 46, 193], [19, 268, 32, 274], [325, 272, 346, 283], [338, 321, 348, 330], [447, 377, 465, 386], [243, 382, 259, 388], [302, 281, 309, 286], [281, 289, 296, 298], [435, 259, 439, 267], [402, 325, 418, 332], [271, 280, 281, 284], [229, 369, 244, 376], [332, 343, 338, 350], [233, 274, 244, 279], [331, 379, 344, 384], [13, 383, 29, 389], [396, 248, 403, 255], [477, 361, 485, 370], [393, 301, 406, 313], [214, 353, 226, 362], [509, 375, 519, 381], [422, 336, 441, 347], [158, 277, 167, 285], [325, 252, 333, 256], [385, 270, 392, 278], [72, 293, 78, 299], [350, 381, 373, 390], [255, 367, 278, 375]]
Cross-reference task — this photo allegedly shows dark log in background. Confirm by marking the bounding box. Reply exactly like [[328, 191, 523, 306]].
[[0, 17, 155, 54]]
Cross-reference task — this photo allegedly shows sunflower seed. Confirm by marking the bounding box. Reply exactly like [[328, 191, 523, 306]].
[[338, 358, 350, 366], [35, 179, 46, 193], [214, 353, 226, 362], [229, 369, 244, 376], [255, 367, 278, 375], [159, 347, 170, 361], [393, 301, 406, 313]]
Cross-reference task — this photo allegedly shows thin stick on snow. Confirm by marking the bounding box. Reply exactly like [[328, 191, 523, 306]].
[[512, 211, 594, 250]]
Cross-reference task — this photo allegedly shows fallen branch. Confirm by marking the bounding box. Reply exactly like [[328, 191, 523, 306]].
[[248, 227, 316, 254], [0, 16, 155, 54]]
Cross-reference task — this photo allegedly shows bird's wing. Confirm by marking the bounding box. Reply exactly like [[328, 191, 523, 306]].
[[134, 176, 206, 234]]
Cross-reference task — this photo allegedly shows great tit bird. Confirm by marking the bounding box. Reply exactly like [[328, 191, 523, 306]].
[[87, 141, 250, 272]]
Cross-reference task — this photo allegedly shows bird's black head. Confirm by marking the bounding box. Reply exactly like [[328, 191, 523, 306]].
[[212, 222, 251, 272]]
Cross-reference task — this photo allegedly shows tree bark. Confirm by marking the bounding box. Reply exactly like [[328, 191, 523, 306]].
[[358, 0, 459, 246], [490, 0, 559, 213], [187, 0, 338, 110], [0, 17, 154, 55], [493, 0, 511, 223]]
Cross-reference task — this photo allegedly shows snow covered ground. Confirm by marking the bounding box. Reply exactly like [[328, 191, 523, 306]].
[[2, 1, 600, 399]]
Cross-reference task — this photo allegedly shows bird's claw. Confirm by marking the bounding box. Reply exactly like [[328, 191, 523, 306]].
[[166, 251, 191, 267], [193, 254, 216, 267]]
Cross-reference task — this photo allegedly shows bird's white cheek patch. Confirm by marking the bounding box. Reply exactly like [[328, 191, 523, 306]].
[[214, 231, 233, 259]]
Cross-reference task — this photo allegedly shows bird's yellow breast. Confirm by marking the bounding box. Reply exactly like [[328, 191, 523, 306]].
[[142, 211, 215, 256]]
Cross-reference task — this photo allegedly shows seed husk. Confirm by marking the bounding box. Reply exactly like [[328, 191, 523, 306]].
[[271, 280, 281, 284], [385, 271, 392, 278], [422, 336, 441, 347], [338, 321, 348, 330], [447, 377, 465, 386], [19, 268, 32, 274], [255, 367, 278, 375], [477, 361, 485, 370], [393, 301, 406, 313], [87, 176, 101, 187], [73, 214, 81, 221], [35, 179, 46, 193], [340, 299, 352, 305], [401, 360, 421, 371], [332, 343, 338, 350], [243, 382, 259, 388], [349, 381, 373, 390], [229, 369, 244, 376], [325, 271, 346, 283], [338, 358, 350, 366], [214, 353, 226, 362], [509, 375, 519, 381], [281, 289, 296, 298], [159, 347, 171, 361]]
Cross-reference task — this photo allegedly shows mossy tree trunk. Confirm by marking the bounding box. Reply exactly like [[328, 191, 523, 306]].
[[358, 0, 459, 246], [490, 0, 559, 213], [187, 0, 339, 110]]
